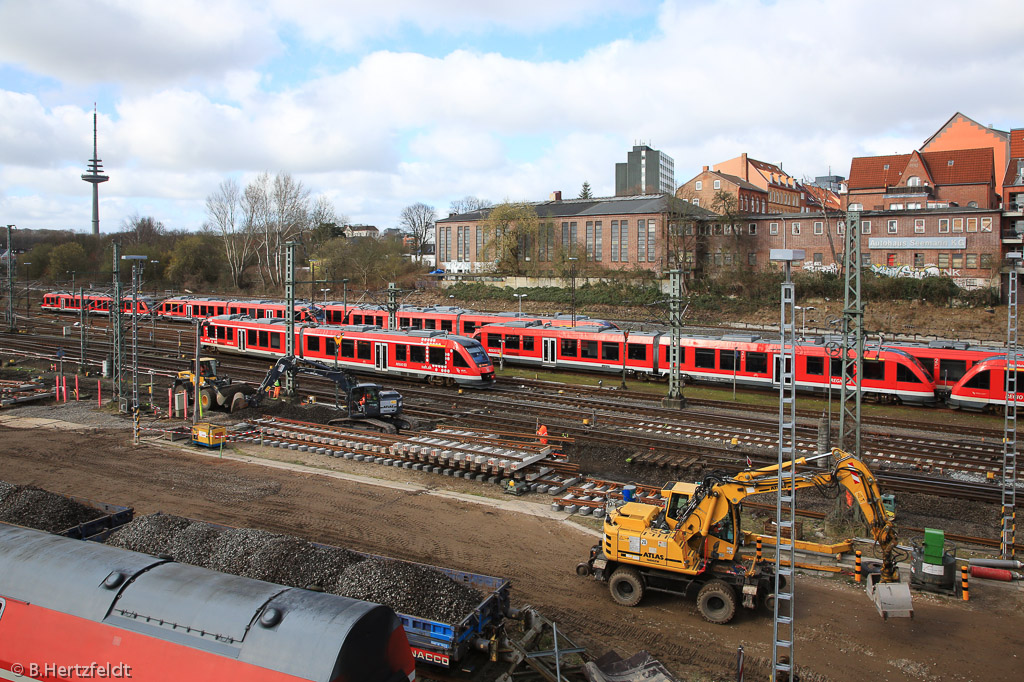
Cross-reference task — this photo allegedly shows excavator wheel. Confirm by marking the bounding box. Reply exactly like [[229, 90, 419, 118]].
[[608, 567, 644, 607], [696, 580, 738, 624], [199, 388, 216, 412]]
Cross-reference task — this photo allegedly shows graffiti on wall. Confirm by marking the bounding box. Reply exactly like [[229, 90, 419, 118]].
[[802, 261, 839, 274], [870, 263, 959, 279]]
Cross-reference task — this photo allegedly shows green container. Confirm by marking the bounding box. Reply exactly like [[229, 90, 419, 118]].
[[922, 527, 945, 564]]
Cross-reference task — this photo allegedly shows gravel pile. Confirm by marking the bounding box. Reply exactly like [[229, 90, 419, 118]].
[[333, 557, 483, 623], [106, 514, 481, 622], [0, 483, 105, 533]]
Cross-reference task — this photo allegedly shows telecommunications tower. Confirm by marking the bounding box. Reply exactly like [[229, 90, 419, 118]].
[[81, 105, 109, 236]]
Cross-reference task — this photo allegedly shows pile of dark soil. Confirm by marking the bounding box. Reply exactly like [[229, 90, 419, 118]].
[[231, 399, 346, 424], [107, 514, 482, 622], [0, 482, 104, 533]]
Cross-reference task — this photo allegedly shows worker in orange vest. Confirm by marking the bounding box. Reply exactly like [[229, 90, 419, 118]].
[[536, 423, 549, 445]]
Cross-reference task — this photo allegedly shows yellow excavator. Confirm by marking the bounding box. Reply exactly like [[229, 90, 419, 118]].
[[577, 447, 912, 623]]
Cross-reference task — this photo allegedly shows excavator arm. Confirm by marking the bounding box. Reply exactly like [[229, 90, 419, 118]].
[[248, 355, 355, 407]]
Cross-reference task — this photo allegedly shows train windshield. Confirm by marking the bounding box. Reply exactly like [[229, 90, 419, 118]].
[[889, 349, 933, 382], [462, 341, 492, 367]]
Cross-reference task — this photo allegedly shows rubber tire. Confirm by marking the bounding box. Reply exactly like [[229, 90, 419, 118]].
[[199, 387, 216, 411], [697, 579, 738, 624], [608, 567, 644, 607]]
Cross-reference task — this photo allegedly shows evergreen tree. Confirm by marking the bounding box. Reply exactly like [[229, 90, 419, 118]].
[[578, 181, 593, 199]]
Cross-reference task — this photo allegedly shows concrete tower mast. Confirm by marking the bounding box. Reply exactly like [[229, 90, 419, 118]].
[[81, 104, 109, 236]]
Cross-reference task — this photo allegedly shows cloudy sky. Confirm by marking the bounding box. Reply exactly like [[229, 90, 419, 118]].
[[1, 0, 1022, 234]]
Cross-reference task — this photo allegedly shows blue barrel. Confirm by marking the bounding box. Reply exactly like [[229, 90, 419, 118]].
[[622, 485, 636, 503]]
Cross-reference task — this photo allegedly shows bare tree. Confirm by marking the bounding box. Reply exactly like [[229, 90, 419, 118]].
[[121, 213, 166, 245], [242, 172, 312, 287], [206, 179, 255, 288], [481, 202, 539, 275], [399, 202, 436, 260], [243, 173, 272, 287], [449, 196, 491, 216]]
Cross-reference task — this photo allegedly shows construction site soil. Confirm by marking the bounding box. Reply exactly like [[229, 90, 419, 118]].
[[1, 418, 1021, 682]]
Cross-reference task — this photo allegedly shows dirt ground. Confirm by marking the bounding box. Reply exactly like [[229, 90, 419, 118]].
[[1, 416, 1021, 682]]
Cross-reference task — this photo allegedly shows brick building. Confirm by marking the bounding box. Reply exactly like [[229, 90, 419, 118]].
[[434, 194, 710, 274], [921, 113, 1011, 197], [676, 167, 768, 214], [710, 153, 807, 213]]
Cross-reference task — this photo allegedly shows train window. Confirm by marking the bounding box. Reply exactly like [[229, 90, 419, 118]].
[[561, 339, 578, 357], [862, 360, 884, 381], [805, 356, 824, 376], [411, 346, 426, 363], [358, 341, 371, 360], [308, 336, 321, 353], [720, 350, 738, 371], [896, 364, 921, 383], [463, 320, 478, 334], [227, 328, 234, 341], [270, 333, 282, 350], [938, 359, 967, 382], [602, 343, 619, 362], [453, 350, 469, 368], [580, 341, 599, 359], [424, 319, 436, 330], [258, 331, 269, 347], [247, 329, 257, 346], [505, 335, 520, 350], [398, 317, 411, 328], [486, 334, 501, 349], [441, 320, 453, 332], [962, 370, 989, 390], [830, 358, 842, 376], [343, 339, 356, 357], [375, 316, 384, 327], [428, 346, 445, 365], [694, 348, 716, 369], [523, 336, 535, 352], [396, 345, 407, 361], [627, 344, 646, 361], [746, 352, 767, 373]]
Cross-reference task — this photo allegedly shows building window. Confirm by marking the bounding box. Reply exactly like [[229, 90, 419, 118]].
[[914, 253, 925, 267], [748, 223, 757, 235], [620, 220, 629, 262], [637, 219, 646, 262], [914, 219, 925, 233], [952, 253, 963, 269], [594, 221, 603, 261], [861, 220, 871, 234], [966, 253, 978, 268], [586, 222, 595, 260], [713, 223, 723, 235], [889, 203, 904, 210], [748, 252, 757, 266], [813, 252, 823, 264], [695, 180, 702, 191], [791, 222, 800, 235], [769, 222, 779, 235], [938, 253, 949, 268], [938, 218, 949, 233], [967, 218, 978, 232], [724, 252, 733, 265], [952, 218, 963, 232], [692, 198, 699, 207], [981, 217, 993, 232], [562, 221, 577, 247], [907, 176, 921, 186], [714, 252, 723, 266], [713, 179, 721, 190], [849, 203, 863, 211], [861, 253, 872, 267], [610, 220, 619, 262], [646, 219, 656, 262], [814, 221, 823, 235], [837, 220, 845, 235], [887, 253, 897, 266], [981, 253, 993, 268], [887, 220, 898, 234]]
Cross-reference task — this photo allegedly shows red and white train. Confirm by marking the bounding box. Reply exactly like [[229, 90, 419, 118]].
[[201, 315, 496, 387], [40, 291, 156, 316], [155, 296, 322, 323], [0, 523, 416, 682], [473, 322, 937, 405], [946, 355, 1024, 412], [319, 303, 616, 335]]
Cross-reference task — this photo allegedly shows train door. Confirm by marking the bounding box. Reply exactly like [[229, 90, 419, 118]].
[[542, 337, 557, 367], [772, 353, 793, 388], [375, 342, 388, 371], [237, 327, 246, 351]]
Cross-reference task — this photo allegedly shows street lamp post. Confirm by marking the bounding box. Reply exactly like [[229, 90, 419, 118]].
[[320, 288, 331, 305], [513, 293, 527, 316], [620, 329, 630, 390], [568, 257, 578, 327]]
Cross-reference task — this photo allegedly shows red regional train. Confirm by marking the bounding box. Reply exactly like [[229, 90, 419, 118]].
[[201, 315, 496, 387], [946, 355, 1024, 412], [319, 303, 616, 335], [851, 338, 1002, 396], [155, 296, 323, 323], [40, 291, 156, 316], [474, 322, 937, 405], [0, 523, 416, 682]]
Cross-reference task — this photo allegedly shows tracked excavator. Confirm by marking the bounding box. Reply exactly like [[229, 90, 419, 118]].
[[248, 355, 407, 433], [577, 447, 913, 623]]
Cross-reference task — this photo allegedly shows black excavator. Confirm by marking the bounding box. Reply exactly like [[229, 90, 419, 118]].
[[248, 355, 407, 433]]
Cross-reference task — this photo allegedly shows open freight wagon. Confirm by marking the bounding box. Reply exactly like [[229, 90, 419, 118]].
[[0, 481, 135, 541], [124, 514, 511, 669]]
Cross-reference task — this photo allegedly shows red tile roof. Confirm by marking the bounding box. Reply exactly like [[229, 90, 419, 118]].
[[1011, 129, 1024, 158], [847, 148, 993, 190]]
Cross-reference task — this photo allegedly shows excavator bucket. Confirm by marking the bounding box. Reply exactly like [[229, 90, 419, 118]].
[[865, 573, 914, 620], [584, 651, 679, 682]]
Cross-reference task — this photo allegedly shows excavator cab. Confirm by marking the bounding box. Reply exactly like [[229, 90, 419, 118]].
[[661, 481, 695, 530], [197, 358, 217, 381], [349, 385, 381, 418]]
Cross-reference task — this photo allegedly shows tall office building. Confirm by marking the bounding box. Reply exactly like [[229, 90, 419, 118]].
[[615, 144, 675, 196]]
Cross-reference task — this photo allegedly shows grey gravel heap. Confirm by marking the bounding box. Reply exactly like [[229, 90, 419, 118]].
[[0, 483, 104, 533], [106, 514, 481, 622]]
